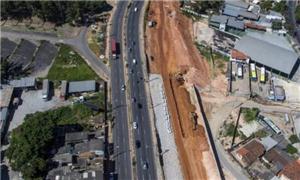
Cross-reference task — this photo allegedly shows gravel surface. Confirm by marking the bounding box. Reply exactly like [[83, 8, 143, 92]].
[[8, 90, 70, 132], [149, 74, 183, 180]]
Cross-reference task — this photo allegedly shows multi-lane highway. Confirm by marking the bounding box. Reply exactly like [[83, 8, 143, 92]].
[[110, 1, 132, 180], [126, 1, 157, 180]]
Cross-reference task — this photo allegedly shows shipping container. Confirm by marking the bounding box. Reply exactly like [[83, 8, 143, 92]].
[[42, 79, 49, 101], [250, 63, 257, 81]]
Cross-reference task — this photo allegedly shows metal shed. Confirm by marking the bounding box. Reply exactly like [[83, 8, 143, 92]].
[[68, 80, 96, 94]]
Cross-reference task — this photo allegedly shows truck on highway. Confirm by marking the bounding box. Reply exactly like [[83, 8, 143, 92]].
[[250, 63, 257, 81], [111, 38, 117, 58], [260, 67, 266, 83], [42, 79, 49, 101]]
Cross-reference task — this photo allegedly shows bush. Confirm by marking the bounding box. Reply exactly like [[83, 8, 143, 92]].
[[224, 122, 236, 137], [6, 104, 94, 179], [289, 135, 300, 144], [242, 108, 259, 123], [253, 129, 268, 138], [286, 144, 298, 154]]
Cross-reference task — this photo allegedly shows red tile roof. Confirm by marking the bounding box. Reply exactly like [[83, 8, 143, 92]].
[[231, 49, 248, 61], [279, 159, 300, 180], [236, 139, 265, 166]]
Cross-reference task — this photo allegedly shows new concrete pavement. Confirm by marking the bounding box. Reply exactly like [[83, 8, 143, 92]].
[[125, 1, 157, 180]]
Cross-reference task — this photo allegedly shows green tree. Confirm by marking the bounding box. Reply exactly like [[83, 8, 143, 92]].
[[286, 144, 298, 154], [194, 1, 224, 14], [260, 0, 273, 12], [289, 134, 300, 144], [296, 5, 300, 23], [272, 1, 287, 13]]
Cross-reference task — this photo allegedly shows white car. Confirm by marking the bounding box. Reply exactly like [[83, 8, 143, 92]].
[[133, 122, 138, 129], [133, 59, 137, 64], [134, 7, 138, 12], [121, 85, 126, 91]]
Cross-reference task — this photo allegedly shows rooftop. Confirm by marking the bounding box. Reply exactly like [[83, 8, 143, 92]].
[[68, 80, 96, 94], [279, 159, 300, 180], [227, 18, 245, 30], [236, 139, 265, 166], [234, 35, 299, 75], [225, 0, 249, 9], [231, 49, 249, 60], [10, 77, 36, 88], [263, 148, 291, 171], [210, 15, 228, 24], [65, 131, 89, 143], [74, 139, 104, 155], [260, 136, 278, 151]]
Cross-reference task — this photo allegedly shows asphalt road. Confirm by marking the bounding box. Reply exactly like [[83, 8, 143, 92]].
[[1, 28, 110, 81], [110, 1, 132, 180], [126, 1, 157, 180]]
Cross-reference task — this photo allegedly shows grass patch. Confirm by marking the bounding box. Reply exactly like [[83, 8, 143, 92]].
[[85, 92, 105, 109], [224, 122, 236, 137], [253, 129, 268, 138], [289, 134, 300, 144], [241, 108, 259, 123], [286, 144, 298, 154], [47, 44, 99, 81]]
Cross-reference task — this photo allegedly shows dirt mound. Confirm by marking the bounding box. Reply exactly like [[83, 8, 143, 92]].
[[145, 1, 218, 180]]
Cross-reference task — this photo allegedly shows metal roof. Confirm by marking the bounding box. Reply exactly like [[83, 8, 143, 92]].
[[227, 18, 245, 30], [239, 11, 259, 20], [68, 80, 96, 93], [210, 15, 228, 24], [223, 7, 239, 17], [0, 86, 14, 108], [225, 0, 249, 9], [10, 77, 36, 88], [235, 35, 299, 75]]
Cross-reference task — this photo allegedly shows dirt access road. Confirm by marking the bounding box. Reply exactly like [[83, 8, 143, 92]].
[[145, 2, 219, 180]]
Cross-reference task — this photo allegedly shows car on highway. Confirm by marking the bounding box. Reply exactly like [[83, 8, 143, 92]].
[[134, 7, 138, 12], [135, 140, 141, 148], [143, 162, 148, 170], [121, 84, 126, 91], [133, 122, 138, 129], [133, 59, 137, 64], [131, 97, 136, 102]]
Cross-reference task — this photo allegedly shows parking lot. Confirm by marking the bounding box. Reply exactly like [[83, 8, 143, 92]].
[[231, 62, 251, 97], [8, 89, 70, 132]]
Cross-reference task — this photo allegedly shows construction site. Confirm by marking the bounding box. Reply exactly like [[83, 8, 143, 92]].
[[145, 2, 222, 180]]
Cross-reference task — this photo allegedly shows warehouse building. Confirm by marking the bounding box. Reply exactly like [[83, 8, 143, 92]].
[[9, 77, 36, 90], [68, 80, 96, 94], [234, 35, 300, 78]]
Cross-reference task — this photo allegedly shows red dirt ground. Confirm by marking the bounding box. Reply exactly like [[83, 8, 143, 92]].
[[145, 1, 219, 180]]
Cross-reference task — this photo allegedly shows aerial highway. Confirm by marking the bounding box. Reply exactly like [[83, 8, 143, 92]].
[[110, 1, 132, 180], [126, 1, 157, 180]]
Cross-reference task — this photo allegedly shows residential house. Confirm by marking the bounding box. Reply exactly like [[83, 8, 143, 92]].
[[235, 139, 265, 167]]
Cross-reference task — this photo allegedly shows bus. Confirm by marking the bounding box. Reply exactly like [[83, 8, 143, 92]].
[[250, 63, 257, 81], [260, 67, 266, 83]]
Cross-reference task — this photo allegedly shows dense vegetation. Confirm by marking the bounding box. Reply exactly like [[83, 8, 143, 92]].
[[260, 0, 287, 14], [289, 134, 300, 144], [241, 108, 259, 123], [1, 1, 112, 25], [286, 144, 298, 154], [296, 5, 300, 23], [47, 45, 99, 82], [194, 1, 224, 14], [6, 105, 93, 179]]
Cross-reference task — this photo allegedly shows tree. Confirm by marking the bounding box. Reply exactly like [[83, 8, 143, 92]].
[[289, 134, 300, 144], [272, 1, 287, 14], [296, 5, 300, 23], [260, 0, 273, 12], [194, 1, 224, 14], [272, 21, 282, 30]]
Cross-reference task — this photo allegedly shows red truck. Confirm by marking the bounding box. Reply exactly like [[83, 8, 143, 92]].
[[111, 38, 117, 58]]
